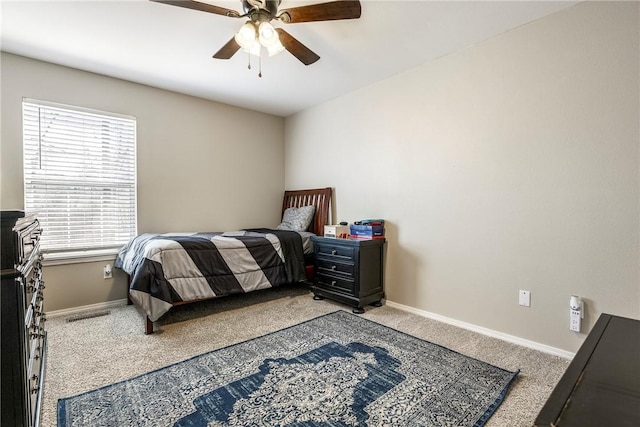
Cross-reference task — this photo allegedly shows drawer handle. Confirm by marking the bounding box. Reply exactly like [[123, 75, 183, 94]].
[[331, 265, 337, 271], [331, 250, 337, 255]]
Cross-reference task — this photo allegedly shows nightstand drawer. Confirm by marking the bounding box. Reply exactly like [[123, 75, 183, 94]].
[[317, 259, 354, 277], [315, 243, 355, 261], [316, 273, 355, 294]]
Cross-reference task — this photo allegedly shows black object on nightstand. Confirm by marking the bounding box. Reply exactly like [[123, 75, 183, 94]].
[[311, 236, 385, 314]]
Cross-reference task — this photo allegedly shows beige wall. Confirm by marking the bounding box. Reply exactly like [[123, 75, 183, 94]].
[[1, 53, 285, 311], [284, 1, 639, 352]]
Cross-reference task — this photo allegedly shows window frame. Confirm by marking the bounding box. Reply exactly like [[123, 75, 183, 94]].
[[22, 98, 138, 264]]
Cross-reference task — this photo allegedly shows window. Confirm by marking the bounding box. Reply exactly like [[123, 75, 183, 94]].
[[23, 99, 137, 258]]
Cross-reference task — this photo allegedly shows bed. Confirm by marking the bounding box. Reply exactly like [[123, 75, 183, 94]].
[[115, 187, 331, 334]]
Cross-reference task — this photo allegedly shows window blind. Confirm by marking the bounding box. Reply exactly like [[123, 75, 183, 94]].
[[23, 99, 137, 253]]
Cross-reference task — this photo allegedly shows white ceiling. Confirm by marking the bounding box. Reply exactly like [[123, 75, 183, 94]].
[[1, 0, 578, 117]]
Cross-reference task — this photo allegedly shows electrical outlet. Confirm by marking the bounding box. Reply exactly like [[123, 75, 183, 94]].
[[519, 290, 531, 307], [103, 264, 112, 279]]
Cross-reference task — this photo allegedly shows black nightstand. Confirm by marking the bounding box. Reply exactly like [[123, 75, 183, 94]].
[[310, 236, 385, 313]]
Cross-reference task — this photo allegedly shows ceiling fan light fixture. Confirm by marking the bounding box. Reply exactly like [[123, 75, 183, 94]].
[[234, 21, 257, 50], [258, 21, 284, 56], [266, 40, 285, 56], [245, 40, 262, 56], [258, 22, 277, 44]]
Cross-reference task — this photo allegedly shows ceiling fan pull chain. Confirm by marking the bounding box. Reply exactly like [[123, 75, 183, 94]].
[[247, 53, 252, 70], [259, 54, 262, 78]]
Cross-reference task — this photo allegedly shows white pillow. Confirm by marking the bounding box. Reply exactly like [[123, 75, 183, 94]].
[[277, 205, 315, 232]]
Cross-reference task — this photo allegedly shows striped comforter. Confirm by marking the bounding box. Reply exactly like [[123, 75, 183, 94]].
[[114, 229, 306, 321]]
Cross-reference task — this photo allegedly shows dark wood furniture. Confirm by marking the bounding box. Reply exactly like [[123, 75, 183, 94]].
[[129, 187, 332, 334], [311, 236, 385, 313], [535, 313, 640, 427], [282, 187, 331, 237], [1, 211, 47, 427]]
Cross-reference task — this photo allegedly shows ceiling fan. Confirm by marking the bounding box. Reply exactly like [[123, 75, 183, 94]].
[[152, 0, 362, 66]]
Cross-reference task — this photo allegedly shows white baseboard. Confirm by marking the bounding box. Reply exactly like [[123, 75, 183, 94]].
[[385, 300, 575, 360], [46, 299, 128, 319]]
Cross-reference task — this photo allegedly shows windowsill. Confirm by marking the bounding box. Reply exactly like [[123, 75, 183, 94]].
[[42, 248, 120, 266]]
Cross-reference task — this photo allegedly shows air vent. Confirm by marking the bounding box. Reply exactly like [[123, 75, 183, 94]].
[[66, 311, 111, 323]]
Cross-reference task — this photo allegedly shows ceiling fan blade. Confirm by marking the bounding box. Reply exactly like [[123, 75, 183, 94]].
[[275, 28, 320, 66], [213, 37, 241, 59], [278, 0, 361, 23], [150, 0, 240, 18]]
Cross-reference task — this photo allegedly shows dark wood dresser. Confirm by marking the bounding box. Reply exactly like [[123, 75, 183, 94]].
[[1, 210, 47, 427], [535, 313, 640, 426], [311, 236, 385, 313]]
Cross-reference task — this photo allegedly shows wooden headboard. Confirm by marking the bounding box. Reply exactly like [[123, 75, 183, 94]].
[[282, 187, 332, 236]]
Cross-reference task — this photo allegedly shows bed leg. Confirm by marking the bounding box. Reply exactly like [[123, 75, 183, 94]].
[[145, 316, 154, 335], [126, 275, 133, 305]]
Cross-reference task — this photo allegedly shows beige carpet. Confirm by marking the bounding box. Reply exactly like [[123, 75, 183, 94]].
[[41, 285, 569, 426]]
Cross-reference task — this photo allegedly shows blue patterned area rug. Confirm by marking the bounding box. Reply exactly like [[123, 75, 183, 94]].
[[58, 311, 519, 427]]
